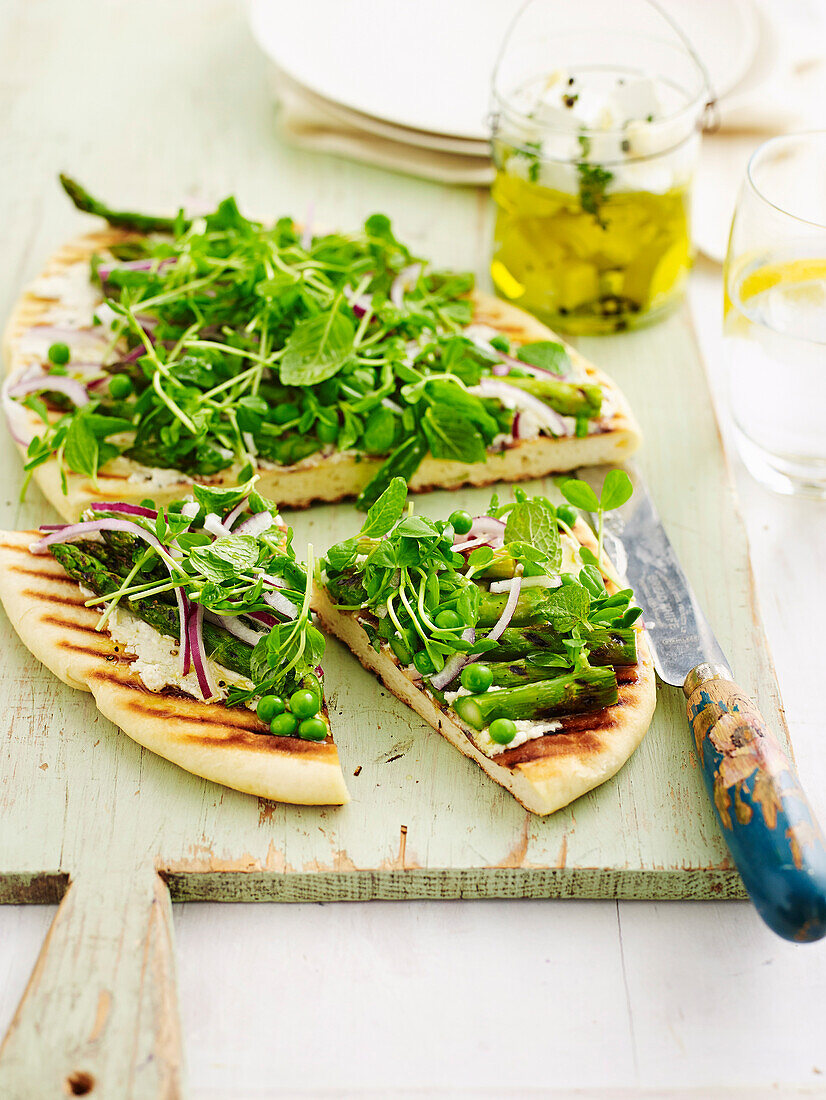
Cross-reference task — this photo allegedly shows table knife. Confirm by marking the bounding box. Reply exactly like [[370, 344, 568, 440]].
[[579, 465, 826, 943]]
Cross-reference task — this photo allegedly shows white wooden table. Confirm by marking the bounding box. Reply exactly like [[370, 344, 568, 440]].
[[1, 2, 825, 1095]]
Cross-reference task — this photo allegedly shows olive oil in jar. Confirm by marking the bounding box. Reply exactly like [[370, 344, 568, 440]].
[[491, 146, 693, 335]]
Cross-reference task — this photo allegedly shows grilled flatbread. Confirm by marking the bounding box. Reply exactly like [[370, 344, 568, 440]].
[[0, 531, 349, 805], [4, 230, 642, 521], [316, 518, 656, 816]]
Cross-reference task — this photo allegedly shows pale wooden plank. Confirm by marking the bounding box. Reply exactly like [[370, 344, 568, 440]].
[[0, 866, 182, 1099]]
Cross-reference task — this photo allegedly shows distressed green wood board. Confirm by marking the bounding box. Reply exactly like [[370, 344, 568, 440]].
[[0, 306, 789, 908]]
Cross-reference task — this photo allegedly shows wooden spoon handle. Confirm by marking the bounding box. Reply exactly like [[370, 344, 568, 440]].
[[0, 866, 183, 1099], [685, 664, 826, 943]]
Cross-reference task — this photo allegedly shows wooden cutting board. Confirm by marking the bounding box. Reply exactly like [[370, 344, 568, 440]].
[[0, 307, 787, 1096]]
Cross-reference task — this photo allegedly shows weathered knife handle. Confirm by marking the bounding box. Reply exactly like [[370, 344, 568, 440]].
[[685, 663, 826, 943]]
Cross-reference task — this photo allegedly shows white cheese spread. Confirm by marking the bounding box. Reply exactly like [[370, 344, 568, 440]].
[[106, 605, 254, 702]]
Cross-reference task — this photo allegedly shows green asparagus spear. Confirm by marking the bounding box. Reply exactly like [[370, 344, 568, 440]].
[[486, 625, 637, 666], [452, 666, 617, 729], [477, 586, 556, 627], [49, 543, 253, 680], [502, 375, 602, 419], [60, 174, 185, 234]]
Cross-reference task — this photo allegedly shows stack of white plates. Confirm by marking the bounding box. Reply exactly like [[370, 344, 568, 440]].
[[249, 0, 760, 186]]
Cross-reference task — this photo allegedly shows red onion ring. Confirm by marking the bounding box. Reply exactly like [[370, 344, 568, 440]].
[[487, 574, 523, 642], [187, 602, 217, 699], [475, 379, 571, 438], [428, 627, 476, 691], [89, 502, 158, 519], [234, 512, 274, 537], [8, 373, 90, 407]]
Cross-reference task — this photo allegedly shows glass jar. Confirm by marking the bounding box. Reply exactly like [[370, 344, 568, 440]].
[[489, 0, 711, 335]]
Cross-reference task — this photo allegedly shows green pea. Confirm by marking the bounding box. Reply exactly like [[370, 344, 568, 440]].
[[298, 717, 328, 742], [270, 712, 299, 737], [108, 374, 133, 399], [489, 335, 510, 353], [317, 419, 338, 443], [489, 717, 517, 744], [557, 504, 578, 528], [289, 688, 319, 719], [448, 510, 473, 536], [435, 609, 463, 631], [47, 342, 70, 365], [461, 663, 494, 693], [413, 650, 435, 675], [272, 402, 300, 424], [257, 694, 285, 723]]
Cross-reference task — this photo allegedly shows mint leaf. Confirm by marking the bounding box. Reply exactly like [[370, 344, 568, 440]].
[[421, 408, 487, 463], [360, 476, 407, 538], [543, 585, 590, 630], [280, 309, 356, 386], [516, 340, 571, 376], [188, 534, 261, 581], [504, 500, 562, 572]]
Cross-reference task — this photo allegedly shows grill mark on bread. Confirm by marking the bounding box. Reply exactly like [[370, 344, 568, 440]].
[[43, 613, 106, 636], [24, 589, 89, 611], [11, 565, 80, 587]]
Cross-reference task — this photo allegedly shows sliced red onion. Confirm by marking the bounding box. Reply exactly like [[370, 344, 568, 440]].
[[203, 609, 265, 647], [475, 379, 571, 438], [453, 535, 496, 554], [23, 325, 109, 345], [181, 604, 192, 676], [512, 411, 521, 438], [187, 603, 218, 700], [31, 516, 191, 676], [489, 575, 560, 593], [8, 373, 90, 407], [2, 379, 34, 445], [466, 516, 505, 540], [454, 516, 506, 554], [248, 610, 278, 628], [31, 517, 163, 555], [390, 263, 422, 310], [89, 501, 158, 519], [428, 627, 476, 691], [180, 501, 200, 521], [222, 498, 249, 531], [203, 513, 232, 539], [263, 589, 299, 619], [234, 511, 274, 537], [487, 574, 522, 642]]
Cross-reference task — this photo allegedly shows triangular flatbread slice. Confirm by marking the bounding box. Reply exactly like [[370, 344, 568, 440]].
[[0, 531, 349, 805], [316, 496, 656, 816], [4, 229, 642, 521]]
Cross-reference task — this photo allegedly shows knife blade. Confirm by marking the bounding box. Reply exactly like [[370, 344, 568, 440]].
[[576, 464, 826, 943]]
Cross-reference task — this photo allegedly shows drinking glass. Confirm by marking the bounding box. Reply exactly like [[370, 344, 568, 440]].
[[489, 0, 711, 335], [724, 133, 826, 499]]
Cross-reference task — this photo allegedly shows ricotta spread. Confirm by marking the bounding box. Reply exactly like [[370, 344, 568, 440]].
[[475, 717, 563, 757], [106, 605, 254, 702]]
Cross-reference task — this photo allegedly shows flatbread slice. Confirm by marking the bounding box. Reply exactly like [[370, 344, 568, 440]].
[[4, 229, 642, 521], [316, 502, 656, 816], [0, 531, 349, 805]]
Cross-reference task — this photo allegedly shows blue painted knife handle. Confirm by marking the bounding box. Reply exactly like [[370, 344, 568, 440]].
[[685, 664, 826, 942]]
